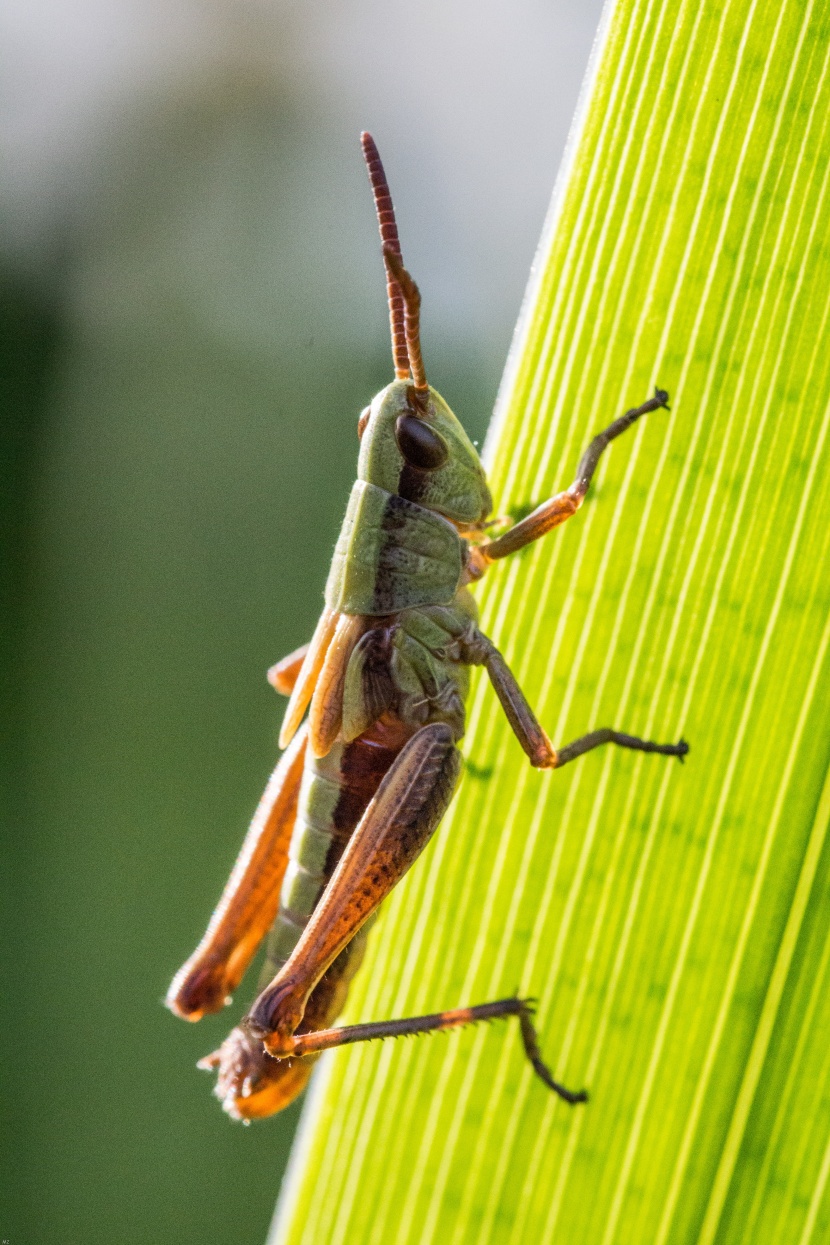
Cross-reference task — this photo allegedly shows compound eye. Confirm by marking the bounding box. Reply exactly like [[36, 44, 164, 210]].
[[394, 414, 448, 469], [357, 406, 371, 440]]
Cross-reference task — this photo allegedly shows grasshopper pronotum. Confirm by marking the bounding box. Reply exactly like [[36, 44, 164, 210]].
[[166, 133, 687, 1120]]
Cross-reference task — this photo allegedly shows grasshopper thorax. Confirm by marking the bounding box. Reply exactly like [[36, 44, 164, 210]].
[[358, 380, 492, 526]]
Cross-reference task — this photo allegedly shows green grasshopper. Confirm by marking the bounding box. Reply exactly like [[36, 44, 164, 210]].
[[166, 133, 687, 1120]]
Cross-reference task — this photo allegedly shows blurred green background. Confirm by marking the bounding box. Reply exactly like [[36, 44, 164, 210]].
[[1, 2, 602, 1241]]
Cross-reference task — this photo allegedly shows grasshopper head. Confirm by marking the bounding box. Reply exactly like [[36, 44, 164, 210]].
[[357, 380, 492, 525]]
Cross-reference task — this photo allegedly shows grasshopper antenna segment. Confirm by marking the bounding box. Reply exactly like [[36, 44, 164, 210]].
[[361, 131, 410, 382], [361, 131, 428, 393]]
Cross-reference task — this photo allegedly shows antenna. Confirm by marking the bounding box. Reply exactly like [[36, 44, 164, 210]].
[[360, 132, 428, 393], [383, 247, 427, 394]]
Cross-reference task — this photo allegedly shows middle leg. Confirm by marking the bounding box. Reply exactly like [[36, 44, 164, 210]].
[[460, 628, 687, 769]]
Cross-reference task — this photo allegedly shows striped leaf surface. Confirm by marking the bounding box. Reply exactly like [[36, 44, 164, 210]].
[[274, 0, 830, 1240]]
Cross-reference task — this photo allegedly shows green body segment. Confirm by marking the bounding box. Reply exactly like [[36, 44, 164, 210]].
[[325, 481, 464, 615], [389, 600, 476, 736], [266, 745, 352, 969]]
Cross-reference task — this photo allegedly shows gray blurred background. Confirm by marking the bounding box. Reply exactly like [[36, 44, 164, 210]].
[[1, 2, 603, 1241]]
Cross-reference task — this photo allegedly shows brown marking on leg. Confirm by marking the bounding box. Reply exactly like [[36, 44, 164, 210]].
[[273, 999, 522, 1054]]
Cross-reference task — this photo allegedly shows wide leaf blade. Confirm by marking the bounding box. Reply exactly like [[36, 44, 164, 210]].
[[273, 1, 830, 1240]]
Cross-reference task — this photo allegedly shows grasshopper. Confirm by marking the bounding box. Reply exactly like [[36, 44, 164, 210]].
[[166, 133, 687, 1120]]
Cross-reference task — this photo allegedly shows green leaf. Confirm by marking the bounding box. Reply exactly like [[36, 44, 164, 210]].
[[273, 1, 830, 1240]]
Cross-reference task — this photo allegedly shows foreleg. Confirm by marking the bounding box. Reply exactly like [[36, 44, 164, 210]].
[[470, 389, 669, 569]]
